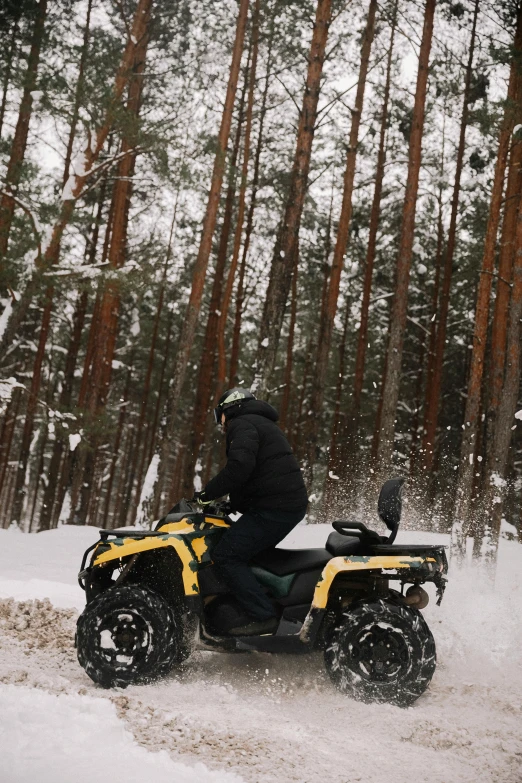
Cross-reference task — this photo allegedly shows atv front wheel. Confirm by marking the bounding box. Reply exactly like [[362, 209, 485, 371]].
[[76, 585, 184, 688], [324, 599, 436, 707]]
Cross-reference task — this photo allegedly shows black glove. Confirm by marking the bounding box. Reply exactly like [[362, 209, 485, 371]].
[[192, 491, 213, 506]]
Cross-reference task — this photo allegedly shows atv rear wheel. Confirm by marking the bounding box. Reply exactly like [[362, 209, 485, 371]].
[[324, 599, 436, 707], [76, 585, 184, 688]]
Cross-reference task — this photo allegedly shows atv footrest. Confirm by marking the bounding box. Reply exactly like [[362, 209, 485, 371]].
[[276, 616, 303, 636], [234, 633, 309, 654]]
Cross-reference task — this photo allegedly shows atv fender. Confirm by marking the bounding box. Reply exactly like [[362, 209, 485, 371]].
[[310, 554, 440, 610], [299, 554, 440, 645], [92, 534, 200, 598]]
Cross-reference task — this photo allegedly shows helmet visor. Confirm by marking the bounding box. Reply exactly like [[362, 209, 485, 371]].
[[213, 407, 220, 425]]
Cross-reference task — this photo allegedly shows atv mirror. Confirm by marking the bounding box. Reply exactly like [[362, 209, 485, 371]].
[[378, 477, 406, 533]]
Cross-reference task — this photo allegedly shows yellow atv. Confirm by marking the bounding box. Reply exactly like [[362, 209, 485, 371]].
[[76, 478, 447, 706]]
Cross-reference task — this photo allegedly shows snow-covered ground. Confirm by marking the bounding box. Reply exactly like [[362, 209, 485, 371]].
[[0, 523, 521, 783]]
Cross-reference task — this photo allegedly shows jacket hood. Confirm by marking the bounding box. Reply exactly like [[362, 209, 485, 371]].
[[226, 399, 279, 422]]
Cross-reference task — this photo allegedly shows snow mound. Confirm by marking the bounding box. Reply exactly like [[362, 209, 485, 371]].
[[0, 684, 243, 783], [0, 578, 84, 609], [0, 597, 76, 655], [0, 525, 98, 609]]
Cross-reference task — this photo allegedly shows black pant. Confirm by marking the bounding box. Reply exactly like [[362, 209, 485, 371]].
[[211, 508, 305, 620]]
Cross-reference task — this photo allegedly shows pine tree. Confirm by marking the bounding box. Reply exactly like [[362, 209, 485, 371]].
[[253, 0, 332, 397], [152, 0, 250, 514], [375, 0, 436, 473], [180, 33, 254, 500], [304, 0, 378, 484], [482, 195, 522, 565], [345, 0, 398, 477], [69, 13, 152, 525], [0, 0, 154, 360], [0, 0, 47, 275], [452, 6, 522, 560], [420, 0, 479, 473]]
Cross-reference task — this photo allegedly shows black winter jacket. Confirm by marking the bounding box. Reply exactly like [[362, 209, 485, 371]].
[[203, 400, 308, 513]]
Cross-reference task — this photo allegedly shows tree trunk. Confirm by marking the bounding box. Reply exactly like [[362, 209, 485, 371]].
[[153, 0, 250, 513], [253, 0, 332, 397], [38, 289, 89, 530], [213, 0, 261, 415], [114, 426, 135, 526], [343, 0, 397, 468], [62, 0, 93, 188], [165, 413, 194, 510], [148, 308, 174, 469], [417, 147, 445, 476], [303, 0, 377, 483], [118, 426, 139, 528], [293, 182, 335, 458], [130, 200, 181, 521], [375, 0, 436, 473], [409, 329, 427, 475], [0, 20, 20, 138], [451, 7, 522, 561], [70, 18, 151, 525], [101, 362, 133, 528], [419, 0, 478, 473], [1, 465, 16, 528], [181, 38, 253, 499], [482, 203, 522, 567], [39, 143, 111, 532], [0, 386, 22, 495], [10, 288, 53, 524], [77, 232, 110, 411], [133, 305, 176, 516], [15, 0, 98, 529], [485, 94, 522, 459], [322, 294, 351, 511], [0, 0, 47, 269], [279, 240, 299, 431], [229, 5, 276, 386], [371, 356, 388, 467], [28, 419, 49, 533], [28, 324, 62, 533], [293, 252, 332, 458]]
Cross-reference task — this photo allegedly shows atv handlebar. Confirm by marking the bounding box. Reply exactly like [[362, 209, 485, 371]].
[[190, 499, 233, 516]]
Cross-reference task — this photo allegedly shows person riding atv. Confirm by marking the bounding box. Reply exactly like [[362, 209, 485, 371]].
[[77, 473, 448, 703], [194, 388, 308, 636]]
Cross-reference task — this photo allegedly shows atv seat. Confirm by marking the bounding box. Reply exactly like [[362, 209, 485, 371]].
[[251, 547, 332, 576], [325, 531, 363, 557]]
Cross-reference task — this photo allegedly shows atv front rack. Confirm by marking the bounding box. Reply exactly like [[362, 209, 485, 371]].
[[78, 529, 167, 588], [98, 528, 167, 539]]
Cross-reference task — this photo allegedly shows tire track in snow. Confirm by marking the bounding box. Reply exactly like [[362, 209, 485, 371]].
[[1, 598, 521, 783]]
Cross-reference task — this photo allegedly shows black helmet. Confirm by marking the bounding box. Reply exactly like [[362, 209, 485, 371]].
[[214, 388, 256, 424]]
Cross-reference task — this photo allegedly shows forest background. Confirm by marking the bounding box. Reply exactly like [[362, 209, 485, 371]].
[[0, 0, 521, 570]]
